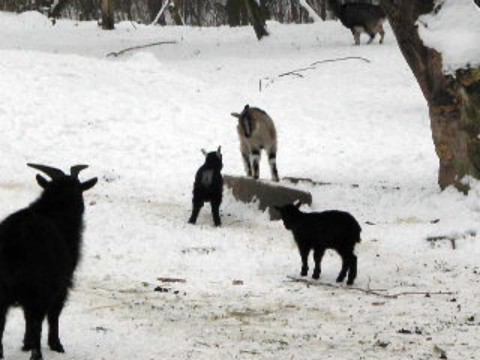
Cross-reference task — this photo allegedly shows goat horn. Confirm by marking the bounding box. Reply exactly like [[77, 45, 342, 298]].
[[70, 165, 89, 178], [27, 163, 65, 179]]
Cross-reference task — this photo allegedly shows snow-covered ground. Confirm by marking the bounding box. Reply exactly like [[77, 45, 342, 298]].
[[0, 11, 479, 360]]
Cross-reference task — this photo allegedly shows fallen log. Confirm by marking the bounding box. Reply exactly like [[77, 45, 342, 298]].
[[223, 175, 312, 220]]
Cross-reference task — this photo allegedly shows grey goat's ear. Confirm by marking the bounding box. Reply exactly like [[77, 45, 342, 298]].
[[81, 177, 97, 191], [201, 148, 208, 156], [36, 174, 49, 189], [231, 112, 241, 118], [293, 200, 302, 208]]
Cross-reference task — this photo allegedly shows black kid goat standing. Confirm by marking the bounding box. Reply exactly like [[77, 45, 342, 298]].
[[276, 201, 361, 285], [0, 164, 97, 360], [188, 147, 223, 226]]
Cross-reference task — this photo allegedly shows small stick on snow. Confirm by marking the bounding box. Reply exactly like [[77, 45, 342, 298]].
[[157, 277, 187, 283], [106, 41, 177, 57], [260, 56, 371, 91], [286, 276, 455, 299]]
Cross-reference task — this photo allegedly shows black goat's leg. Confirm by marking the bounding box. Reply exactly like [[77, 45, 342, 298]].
[[48, 293, 66, 353], [210, 200, 221, 227], [312, 248, 325, 279], [22, 309, 34, 351], [0, 304, 7, 359], [299, 246, 310, 276], [268, 151, 279, 182], [347, 254, 357, 286], [28, 311, 45, 360], [336, 255, 349, 283], [250, 149, 261, 180], [188, 200, 203, 224]]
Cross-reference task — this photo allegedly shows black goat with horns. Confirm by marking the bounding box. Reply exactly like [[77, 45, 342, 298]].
[[0, 164, 97, 360]]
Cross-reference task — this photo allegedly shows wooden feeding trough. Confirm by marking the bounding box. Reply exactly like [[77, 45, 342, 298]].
[[223, 175, 312, 220]]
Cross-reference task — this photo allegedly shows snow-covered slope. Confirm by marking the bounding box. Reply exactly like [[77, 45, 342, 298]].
[[0, 11, 479, 360]]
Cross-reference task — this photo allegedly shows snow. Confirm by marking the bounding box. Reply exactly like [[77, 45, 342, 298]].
[[1, 10, 480, 360], [418, 0, 480, 73]]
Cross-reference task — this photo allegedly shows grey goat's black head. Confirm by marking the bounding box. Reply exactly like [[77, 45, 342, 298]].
[[231, 104, 254, 138]]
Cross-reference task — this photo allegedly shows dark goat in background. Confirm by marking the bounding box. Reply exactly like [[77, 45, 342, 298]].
[[231, 105, 279, 182], [188, 147, 223, 227], [328, 0, 386, 45], [0, 164, 97, 360], [276, 201, 361, 285]]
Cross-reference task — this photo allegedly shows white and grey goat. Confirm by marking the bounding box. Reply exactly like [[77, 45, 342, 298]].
[[231, 105, 279, 182]]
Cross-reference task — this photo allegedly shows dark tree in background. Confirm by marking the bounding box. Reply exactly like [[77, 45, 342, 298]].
[[101, 0, 114, 29], [381, 0, 480, 191], [1, 0, 328, 25], [243, 0, 268, 39]]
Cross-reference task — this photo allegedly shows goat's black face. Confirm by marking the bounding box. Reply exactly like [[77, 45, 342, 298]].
[[275, 203, 302, 230], [36, 176, 97, 211], [29, 163, 97, 210], [204, 147, 223, 170], [231, 105, 254, 138], [241, 114, 253, 138]]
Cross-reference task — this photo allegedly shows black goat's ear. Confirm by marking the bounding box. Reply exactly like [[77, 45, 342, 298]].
[[231, 112, 241, 119], [36, 174, 49, 189], [201, 148, 208, 156], [81, 177, 98, 191], [217, 146, 222, 155], [293, 200, 302, 208]]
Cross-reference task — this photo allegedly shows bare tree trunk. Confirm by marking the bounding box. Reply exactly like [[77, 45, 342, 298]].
[[244, 0, 269, 39], [381, 0, 480, 191], [49, 0, 70, 20], [101, 0, 114, 29]]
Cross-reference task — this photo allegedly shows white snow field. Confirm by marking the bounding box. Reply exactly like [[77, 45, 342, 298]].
[[0, 10, 479, 360]]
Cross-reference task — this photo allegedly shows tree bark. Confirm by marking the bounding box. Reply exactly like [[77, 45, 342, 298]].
[[101, 0, 115, 30], [244, 0, 269, 39], [381, 0, 480, 191], [49, 0, 70, 20]]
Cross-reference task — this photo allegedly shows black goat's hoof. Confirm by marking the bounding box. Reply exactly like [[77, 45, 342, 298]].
[[300, 271, 308, 277], [22, 343, 33, 352], [29, 349, 43, 360], [346, 280, 354, 286], [336, 277, 344, 283], [312, 273, 320, 280], [49, 340, 65, 353]]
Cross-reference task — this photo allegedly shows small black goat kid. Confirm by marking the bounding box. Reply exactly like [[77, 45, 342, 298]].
[[188, 147, 223, 227], [0, 164, 97, 360], [276, 201, 361, 285]]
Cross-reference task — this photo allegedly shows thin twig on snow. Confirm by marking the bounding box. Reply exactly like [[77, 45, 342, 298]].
[[259, 56, 371, 91], [286, 276, 455, 299], [106, 41, 177, 57]]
